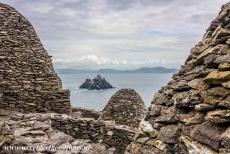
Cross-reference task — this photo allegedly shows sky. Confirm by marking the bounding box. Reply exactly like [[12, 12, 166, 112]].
[[1, 0, 229, 69]]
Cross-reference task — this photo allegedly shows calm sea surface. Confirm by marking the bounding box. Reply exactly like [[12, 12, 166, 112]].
[[58, 73, 173, 111]]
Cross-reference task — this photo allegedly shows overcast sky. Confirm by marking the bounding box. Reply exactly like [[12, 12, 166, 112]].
[[2, 0, 229, 69]]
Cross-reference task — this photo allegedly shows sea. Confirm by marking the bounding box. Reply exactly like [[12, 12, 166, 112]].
[[58, 73, 174, 111]]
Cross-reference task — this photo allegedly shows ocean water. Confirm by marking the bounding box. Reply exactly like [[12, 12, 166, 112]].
[[58, 73, 174, 111]]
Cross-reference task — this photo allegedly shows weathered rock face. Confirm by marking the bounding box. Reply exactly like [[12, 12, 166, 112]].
[[102, 89, 147, 128], [0, 3, 70, 113], [79, 75, 114, 90], [126, 2, 230, 154]]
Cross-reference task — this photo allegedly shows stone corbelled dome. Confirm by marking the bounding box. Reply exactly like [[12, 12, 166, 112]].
[[126, 2, 230, 154], [102, 89, 147, 128], [0, 3, 71, 113]]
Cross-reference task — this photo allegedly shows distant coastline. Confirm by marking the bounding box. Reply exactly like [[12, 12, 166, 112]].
[[57, 66, 178, 74]]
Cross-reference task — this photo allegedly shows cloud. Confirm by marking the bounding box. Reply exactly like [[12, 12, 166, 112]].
[[77, 54, 110, 65], [53, 54, 180, 69], [1, 0, 229, 69], [54, 54, 132, 65]]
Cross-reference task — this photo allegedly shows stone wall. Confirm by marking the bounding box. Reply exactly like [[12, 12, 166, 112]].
[[0, 109, 135, 154], [102, 89, 147, 128], [0, 3, 71, 113], [71, 107, 101, 120], [126, 2, 230, 154], [51, 114, 135, 154]]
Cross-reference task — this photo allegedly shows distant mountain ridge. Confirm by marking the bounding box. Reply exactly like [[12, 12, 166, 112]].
[[57, 67, 177, 74]]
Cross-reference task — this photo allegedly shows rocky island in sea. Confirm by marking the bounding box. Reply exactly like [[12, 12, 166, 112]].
[[79, 75, 114, 90]]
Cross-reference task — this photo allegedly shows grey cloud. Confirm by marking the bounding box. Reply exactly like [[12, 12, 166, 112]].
[[1, 0, 229, 69]]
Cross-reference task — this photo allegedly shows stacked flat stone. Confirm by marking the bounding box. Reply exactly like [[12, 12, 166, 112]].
[[71, 107, 101, 119], [102, 89, 147, 128], [0, 3, 70, 113], [0, 109, 135, 154], [126, 2, 230, 154], [52, 114, 135, 154]]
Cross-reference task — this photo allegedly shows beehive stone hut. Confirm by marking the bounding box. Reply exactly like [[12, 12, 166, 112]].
[[126, 2, 230, 154], [102, 89, 147, 128], [0, 3, 71, 113]]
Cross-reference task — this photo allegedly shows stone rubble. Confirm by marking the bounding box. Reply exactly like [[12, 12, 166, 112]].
[[126, 2, 230, 154]]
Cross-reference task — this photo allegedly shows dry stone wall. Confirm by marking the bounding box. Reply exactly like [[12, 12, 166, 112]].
[[126, 2, 230, 154], [51, 114, 135, 154], [0, 3, 71, 113], [71, 107, 101, 119], [0, 109, 135, 154], [102, 89, 147, 128]]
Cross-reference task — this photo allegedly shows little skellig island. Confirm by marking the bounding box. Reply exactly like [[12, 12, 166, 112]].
[[79, 75, 114, 90]]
